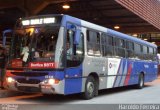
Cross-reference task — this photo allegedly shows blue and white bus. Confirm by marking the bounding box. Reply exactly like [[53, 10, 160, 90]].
[[5, 14, 158, 99]]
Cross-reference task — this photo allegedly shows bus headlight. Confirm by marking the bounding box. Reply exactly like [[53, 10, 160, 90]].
[[42, 78, 60, 85], [48, 79, 55, 85], [7, 77, 15, 83]]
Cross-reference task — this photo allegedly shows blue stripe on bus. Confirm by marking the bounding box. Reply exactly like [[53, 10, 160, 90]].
[[64, 65, 83, 95], [49, 71, 65, 80]]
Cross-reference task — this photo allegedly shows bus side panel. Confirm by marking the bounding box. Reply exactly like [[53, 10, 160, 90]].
[[127, 61, 158, 85], [128, 61, 143, 85], [120, 59, 134, 86], [144, 62, 158, 82], [107, 58, 121, 88], [108, 58, 143, 87], [64, 66, 82, 95], [119, 59, 128, 87], [113, 58, 127, 87]]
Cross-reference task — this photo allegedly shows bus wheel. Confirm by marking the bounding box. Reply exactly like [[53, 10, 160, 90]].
[[83, 76, 96, 100], [136, 73, 144, 89]]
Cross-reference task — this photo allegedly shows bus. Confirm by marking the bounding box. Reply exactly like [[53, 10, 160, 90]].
[[5, 14, 158, 99]]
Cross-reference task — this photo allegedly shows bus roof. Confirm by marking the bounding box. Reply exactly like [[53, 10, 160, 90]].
[[63, 15, 157, 48]]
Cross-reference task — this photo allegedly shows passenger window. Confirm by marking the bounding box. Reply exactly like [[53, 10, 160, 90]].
[[114, 38, 125, 57], [87, 30, 101, 56], [134, 43, 141, 59], [149, 47, 154, 61], [101, 33, 113, 57], [126, 41, 134, 58], [143, 46, 148, 60]]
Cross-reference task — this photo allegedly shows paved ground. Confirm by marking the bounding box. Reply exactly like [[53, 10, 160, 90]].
[[0, 77, 160, 104]]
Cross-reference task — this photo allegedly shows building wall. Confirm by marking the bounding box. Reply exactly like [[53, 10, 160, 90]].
[[116, 0, 160, 30]]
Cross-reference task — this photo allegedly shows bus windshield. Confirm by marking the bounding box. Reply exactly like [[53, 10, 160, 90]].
[[10, 26, 61, 68]]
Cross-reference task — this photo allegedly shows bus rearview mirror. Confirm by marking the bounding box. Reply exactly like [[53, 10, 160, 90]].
[[74, 29, 80, 45]]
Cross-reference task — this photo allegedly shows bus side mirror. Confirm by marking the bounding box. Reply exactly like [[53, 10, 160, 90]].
[[3, 29, 12, 47], [74, 29, 80, 45]]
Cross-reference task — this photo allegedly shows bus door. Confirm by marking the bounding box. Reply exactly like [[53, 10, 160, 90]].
[[64, 23, 84, 94]]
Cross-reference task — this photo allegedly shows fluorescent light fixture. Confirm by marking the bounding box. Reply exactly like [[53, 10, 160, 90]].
[[144, 38, 148, 41], [43, 18, 55, 24], [114, 25, 120, 29], [63, 4, 70, 9], [133, 34, 138, 37], [152, 42, 155, 44]]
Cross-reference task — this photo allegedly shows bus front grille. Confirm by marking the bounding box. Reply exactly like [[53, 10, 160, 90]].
[[11, 72, 48, 77], [17, 78, 41, 84], [17, 86, 41, 93]]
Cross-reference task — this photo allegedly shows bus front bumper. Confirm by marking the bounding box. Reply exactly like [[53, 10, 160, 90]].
[[6, 78, 63, 94]]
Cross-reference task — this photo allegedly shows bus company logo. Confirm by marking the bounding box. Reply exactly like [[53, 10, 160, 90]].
[[109, 63, 112, 68]]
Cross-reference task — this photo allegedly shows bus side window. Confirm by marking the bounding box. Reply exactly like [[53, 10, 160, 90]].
[[66, 29, 84, 67], [101, 33, 106, 56], [114, 38, 125, 57], [101, 33, 113, 57], [153, 48, 158, 61], [134, 43, 141, 60], [143, 46, 148, 60], [126, 41, 134, 59], [149, 47, 154, 61], [87, 30, 101, 56]]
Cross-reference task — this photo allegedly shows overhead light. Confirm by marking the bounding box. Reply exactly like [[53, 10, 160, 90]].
[[144, 38, 148, 41], [133, 34, 138, 37], [152, 42, 155, 44], [94, 18, 98, 21], [114, 25, 120, 29], [62, 4, 70, 9]]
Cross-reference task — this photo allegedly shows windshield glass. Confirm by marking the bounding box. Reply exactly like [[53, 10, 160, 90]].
[[10, 26, 62, 68], [32, 27, 59, 60]]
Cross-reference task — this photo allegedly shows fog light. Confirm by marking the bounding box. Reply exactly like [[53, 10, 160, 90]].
[[7, 77, 15, 83]]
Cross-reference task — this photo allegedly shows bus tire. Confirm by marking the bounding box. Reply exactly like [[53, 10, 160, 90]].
[[136, 73, 144, 89], [83, 76, 96, 100]]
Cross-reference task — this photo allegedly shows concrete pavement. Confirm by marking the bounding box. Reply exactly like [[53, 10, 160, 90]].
[[0, 89, 27, 98]]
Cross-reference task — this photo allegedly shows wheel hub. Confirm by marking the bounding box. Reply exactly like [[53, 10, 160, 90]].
[[87, 82, 94, 96]]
